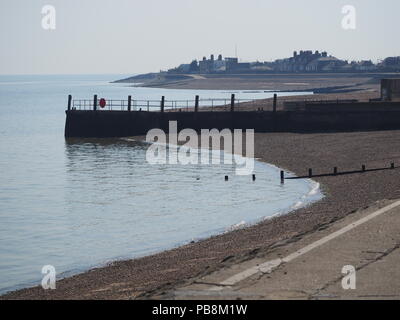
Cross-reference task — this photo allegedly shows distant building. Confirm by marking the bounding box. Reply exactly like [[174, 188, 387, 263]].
[[305, 56, 346, 72], [224, 57, 238, 72], [353, 60, 377, 72], [379, 57, 400, 72], [166, 50, 399, 75], [273, 50, 347, 72], [199, 54, 226, 73]]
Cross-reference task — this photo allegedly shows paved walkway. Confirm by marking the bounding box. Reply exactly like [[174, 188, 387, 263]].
[[151, 199, 400, 300]]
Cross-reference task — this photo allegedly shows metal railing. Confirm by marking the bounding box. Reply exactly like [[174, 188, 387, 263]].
[[67, 93, 378, 113], [68, 95, 263, 112]]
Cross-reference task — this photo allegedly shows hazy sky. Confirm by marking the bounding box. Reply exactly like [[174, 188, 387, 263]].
[[1, 0, 399, 75]]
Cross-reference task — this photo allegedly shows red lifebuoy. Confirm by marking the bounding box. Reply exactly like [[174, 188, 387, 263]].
[[99, 98, 106, 108]]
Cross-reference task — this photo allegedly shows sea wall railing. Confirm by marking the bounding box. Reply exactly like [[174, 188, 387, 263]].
[[67, 94, 391, 113], [68, 94, 271, 112]]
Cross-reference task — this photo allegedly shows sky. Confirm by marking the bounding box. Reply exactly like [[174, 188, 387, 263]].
[[0, 0, 399, 75]]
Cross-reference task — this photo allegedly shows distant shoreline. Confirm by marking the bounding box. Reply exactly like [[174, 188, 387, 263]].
[[112, 72, 394, 95]]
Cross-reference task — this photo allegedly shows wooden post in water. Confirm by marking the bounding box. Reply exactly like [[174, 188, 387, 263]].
[[93, 95, 98, 111], [128, 95, 132, 112], [391, 163, 395, 169], [195, 95, 199, 112], [308, 168, 313, 178], [161, 96, 165, 112], [67, 95, 72, 111], [225, 175, 229, 181], [280, 171, 284, 184], [362, 165, 366, 172], [230, 94, 235, 112], [252, 174, 256, 181], [334, 167, 338, 175], [273, 94, 277, 113]]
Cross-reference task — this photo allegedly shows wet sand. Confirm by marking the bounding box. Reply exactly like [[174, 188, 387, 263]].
[[3, 130, 400, 299]]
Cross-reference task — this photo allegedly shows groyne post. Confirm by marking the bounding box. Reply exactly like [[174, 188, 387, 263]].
[[391, 163, 395, 169], [308, 168, 313, 177], [280, 171, 284, 184], [93, 95, 98, 111], [273, 94, 277, 113], [128, 95, 132, 112], [230, 94, 235, 112], [161, 96, 165, 112], [67, 95, 72, 111], [362, 165, 366, 172], [334, 167, 338, 175], [195, 95, 199, 112]]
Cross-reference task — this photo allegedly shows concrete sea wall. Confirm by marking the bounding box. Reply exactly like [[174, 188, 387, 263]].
[[65, 102, 400, 138]]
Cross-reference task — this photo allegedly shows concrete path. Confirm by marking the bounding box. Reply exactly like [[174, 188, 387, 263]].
[[151, 199, 400, 300]]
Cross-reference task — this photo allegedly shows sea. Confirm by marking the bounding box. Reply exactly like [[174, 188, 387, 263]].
[[0, 74, 322, 294]]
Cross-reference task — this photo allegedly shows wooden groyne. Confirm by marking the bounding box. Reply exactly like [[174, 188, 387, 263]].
[[64, 95, 400, 138]]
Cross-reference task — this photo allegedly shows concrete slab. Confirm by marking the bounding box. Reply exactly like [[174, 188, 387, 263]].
[[151, 199, 400, 300]]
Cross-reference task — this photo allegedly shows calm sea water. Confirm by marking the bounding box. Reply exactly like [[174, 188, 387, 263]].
[[0, 74, 322, 294]]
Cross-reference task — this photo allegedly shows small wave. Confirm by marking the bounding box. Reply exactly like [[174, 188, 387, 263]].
[[291, 201, 304, 210], [294, 181, 322, 209], [308, 181, 320, 196], [120, 137, 136, 142], [226, 220, 247, 232]]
